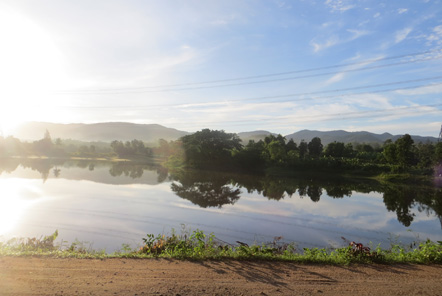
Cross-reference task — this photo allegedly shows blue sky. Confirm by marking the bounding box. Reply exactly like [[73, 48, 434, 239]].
[[0, 0, 441, 136]]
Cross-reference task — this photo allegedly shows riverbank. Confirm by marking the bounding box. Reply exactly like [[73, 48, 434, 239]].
[[1, 257, 441, 295]]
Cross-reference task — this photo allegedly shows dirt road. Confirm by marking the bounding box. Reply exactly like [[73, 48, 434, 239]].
[[1, 257, 441, 295]]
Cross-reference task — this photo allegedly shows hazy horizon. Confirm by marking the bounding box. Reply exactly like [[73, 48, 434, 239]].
[[1, 1, 441, 136], [6, 121, 441, 143]]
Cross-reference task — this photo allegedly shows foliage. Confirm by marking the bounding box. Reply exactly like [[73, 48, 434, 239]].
[[2, 129, 442, 182], [180, 129, 242, 169], [307, 137, 323, 158], [2, 230, 442, 265], [111, 139, 151, 158]]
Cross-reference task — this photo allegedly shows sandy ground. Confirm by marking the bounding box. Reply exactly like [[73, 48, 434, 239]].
[[1, 257, 442, 295]]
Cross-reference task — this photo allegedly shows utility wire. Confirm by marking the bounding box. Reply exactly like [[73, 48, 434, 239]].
[[56, 56, 442, 95], [159, 103, 442, 127], [51, 79, 442, 109], [53, 48, 442, 93]]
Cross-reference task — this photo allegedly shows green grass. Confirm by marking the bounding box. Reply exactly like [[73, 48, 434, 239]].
[[1, 230, 441, 264]]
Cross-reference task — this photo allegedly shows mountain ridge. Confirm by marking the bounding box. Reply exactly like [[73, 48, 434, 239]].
[[9, 122, 439, 145], [11, 121, 189, 143]]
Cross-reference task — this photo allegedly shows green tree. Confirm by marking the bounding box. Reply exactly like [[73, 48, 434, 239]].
[[307, 137, 323, 158], [286, 139, 298, 152], [299, 140, 308, 159], [395, 134, 416, 168], [383, 139, 397, 164], [435, 142, 442, 162], [180, 129, 242, 168], [416, 142, 435, 169], [324, 141, 345, 158], [33, 130, 53, 156]]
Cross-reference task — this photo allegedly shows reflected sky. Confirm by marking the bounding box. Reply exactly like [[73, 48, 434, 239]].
[[1, 162, 441, 252]]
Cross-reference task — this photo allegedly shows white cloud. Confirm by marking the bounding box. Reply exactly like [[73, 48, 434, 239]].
[[311, 36, 340, 52], [395, 83, 442, 95], [347, 29, 370, 40], [210, 13, 241, 26], [425, 25, 442, 46], [324, 0, 355, 12], [395, 27, 412, 43], [325, 72, 345, 84], [274, 0, 292, 10], [373, 12, 380, 18], [344, 93, 392, 109], [311, 29, 369, 53], [397, 8, 408, 14]]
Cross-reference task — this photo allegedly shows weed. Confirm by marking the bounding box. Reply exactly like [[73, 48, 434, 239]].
[[1, 230, 441, 264]]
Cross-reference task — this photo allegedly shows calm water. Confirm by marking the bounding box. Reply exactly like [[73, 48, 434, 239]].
[[1, 158, 441, 252]]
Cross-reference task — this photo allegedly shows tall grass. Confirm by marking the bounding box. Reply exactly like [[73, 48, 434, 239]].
[[1, 230, 441, 264]]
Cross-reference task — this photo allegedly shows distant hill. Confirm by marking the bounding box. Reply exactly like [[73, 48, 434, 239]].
[[237, 130, 276, 143], [11, 123, 438, 146], [11, 122, 189, 143], [284, 130, 438, 145]]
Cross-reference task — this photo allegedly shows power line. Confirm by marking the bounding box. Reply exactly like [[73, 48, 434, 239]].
[[53, 48, 442, 93], [158, 103, 442, 128], [51, 79, 442, 109], [56, 56, 442, 95]]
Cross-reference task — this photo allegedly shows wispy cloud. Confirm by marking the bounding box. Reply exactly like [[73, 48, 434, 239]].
[[344, 93, 393, 109], [395, 27, 412, 43], [273, 0, 292, 10], [397, 8, 408, 14], [425, 25, 442, 46], [210, 13, 242, 26], [311, 36, 340, 52], [395, 83, 442, 95], [324, 0, 355, 13], [325, 72, 345, 84], [311, 29, 369, 53], [347, 29, 371, 40]]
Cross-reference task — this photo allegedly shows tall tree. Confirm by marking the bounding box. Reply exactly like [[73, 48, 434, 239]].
[[395, 134, 416, 168], [180, 129, 242, 168], [307, 137, 323, 158]]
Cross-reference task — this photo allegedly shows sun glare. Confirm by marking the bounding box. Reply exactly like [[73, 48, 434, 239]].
[[0, 7, 68, 134], [0, 179, 41, 236]]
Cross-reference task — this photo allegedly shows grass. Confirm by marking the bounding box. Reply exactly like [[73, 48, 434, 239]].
[[1, 230, 441, 264]]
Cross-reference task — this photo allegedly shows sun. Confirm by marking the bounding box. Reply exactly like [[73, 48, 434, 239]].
[[0, 179, 42, 236], [0, 6, 69, 135]]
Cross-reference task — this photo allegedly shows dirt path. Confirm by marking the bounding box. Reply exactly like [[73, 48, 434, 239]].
[[1, 257, 441, 295]]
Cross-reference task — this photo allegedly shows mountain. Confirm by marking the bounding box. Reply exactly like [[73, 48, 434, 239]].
[[11, 122, 189, 143], [237, 130, 276, 143], [10, 122, 438, 146], [284, 130, 438, 145]]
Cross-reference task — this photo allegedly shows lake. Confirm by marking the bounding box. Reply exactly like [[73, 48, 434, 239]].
[[1, 158, 441, 252]]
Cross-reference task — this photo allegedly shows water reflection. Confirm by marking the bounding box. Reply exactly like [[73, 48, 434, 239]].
[[383, 184, 442, 227], [0, 179, 43, 235], [1, 159, 441, 229], [170, 170, 241, 208]]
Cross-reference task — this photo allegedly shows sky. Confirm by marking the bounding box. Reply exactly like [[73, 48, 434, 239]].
[[0, 0, 442, 137]]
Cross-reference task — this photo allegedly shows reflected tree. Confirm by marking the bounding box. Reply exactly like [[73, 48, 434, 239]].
[[156, 166, 169, 183], [53, 168, 61, 178], [170, 170, 241, 208], [109, 163, 144, 179], [307, 185, 322, 202], [382, 185, 418, 227], [0, 158, 20, 174]]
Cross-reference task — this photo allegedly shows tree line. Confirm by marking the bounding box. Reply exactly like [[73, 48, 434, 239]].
[[166, 129, 442, 175], [2, 128, 442, 176]]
